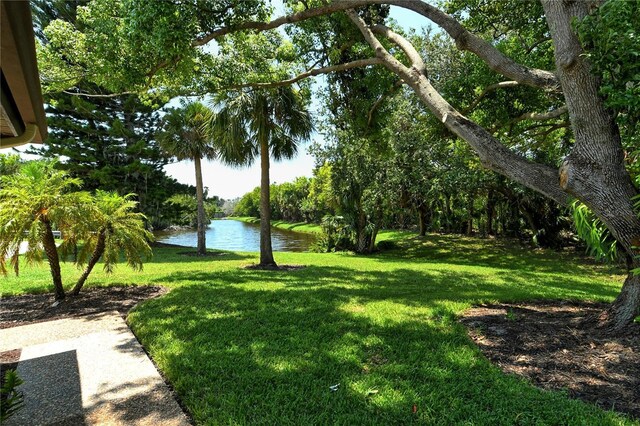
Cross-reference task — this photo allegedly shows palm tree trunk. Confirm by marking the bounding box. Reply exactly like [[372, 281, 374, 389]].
[[259, 138, 276, 267], [42, 219, 65, 300], [194, 156, 207, 256], [356, 202, 368, 254], [71, 230, 106, 296]]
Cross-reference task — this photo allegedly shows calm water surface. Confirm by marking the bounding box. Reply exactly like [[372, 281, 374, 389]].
[[154, 219, 316, 252]]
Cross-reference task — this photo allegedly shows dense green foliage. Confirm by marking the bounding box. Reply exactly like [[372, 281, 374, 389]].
[[0, 161, 153, 297], [1, 235, 631, 424], [0, 154, 22, 180], [164, 194, 222, 228], [0, 370, 24, 422], [577, 0, 640, 144], [25, 91, 194, 229], [0, 161, 88, 278], [30, 1, 203, 230]]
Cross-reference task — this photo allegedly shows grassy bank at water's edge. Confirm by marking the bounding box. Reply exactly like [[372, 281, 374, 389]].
[[1, 233, 635, 424], [232, 216, 322, 234], [231, 216, 413, 242]]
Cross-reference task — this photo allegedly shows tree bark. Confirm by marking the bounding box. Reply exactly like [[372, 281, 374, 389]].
[[417, 203, 429, 237], [356, 201, 369, 254], [541, 0, 640, 331], [600, 273, 640, 331], [194, 156, 207, 256], [42, 219, 65, 300], [368, 201, 383, 253], [71, 230, 106, 296], [259, 138, 276, 267]]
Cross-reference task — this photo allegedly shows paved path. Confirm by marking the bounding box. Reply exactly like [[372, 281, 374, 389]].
[[0, 312, 190, 426]]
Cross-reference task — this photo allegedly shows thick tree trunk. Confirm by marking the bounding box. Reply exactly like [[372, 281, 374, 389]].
[[356, 202, 369, 254], [194, 156, 207, 256], [71, 230, 106, 296], [417, 204, 429, 237], [542, 0, 640, 331], [599, 272, 640, 331], [259, 139, 276, 267], [42, 219, 65, 300], [368, 223, 379, 253], [368, 202, 383, 253]]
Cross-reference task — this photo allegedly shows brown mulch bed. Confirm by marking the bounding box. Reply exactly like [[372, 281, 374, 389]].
[[0, 285, 167, 330], [460, 300, 640, 419]]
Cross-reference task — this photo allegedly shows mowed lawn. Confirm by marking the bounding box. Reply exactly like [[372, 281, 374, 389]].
[[1, 234, 635, 425]]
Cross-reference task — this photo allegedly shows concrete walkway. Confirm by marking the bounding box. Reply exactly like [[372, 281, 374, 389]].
[[0, 312, 190, 426]]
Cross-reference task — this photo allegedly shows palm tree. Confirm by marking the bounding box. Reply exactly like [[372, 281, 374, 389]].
[[157, 102, 216, 255], [213, 86, 313, 267], [70, 191, 153, 295], [0, 161, 90, 300]]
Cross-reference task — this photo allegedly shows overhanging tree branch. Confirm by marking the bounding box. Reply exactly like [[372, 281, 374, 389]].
[[195, 0, 559, 92], [62, 90, 137, 98], [368, 79, 404, 127], [514, 106, 569, 122], [193, 1, 372, 46], [226, 58, 383, 90], [489, 105, 569, 133], [346, 12, 569, 206], [381, 0, 560, 91], [464, 81, 519, 113]]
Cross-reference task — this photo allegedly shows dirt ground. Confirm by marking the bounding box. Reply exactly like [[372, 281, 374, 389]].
[[460, 300, 639, 419], [1, 290, 638, 419], [0, 286, 167, 329]]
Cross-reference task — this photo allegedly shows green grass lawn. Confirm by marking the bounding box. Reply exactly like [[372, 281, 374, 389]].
[[1, 234, 635, 425]]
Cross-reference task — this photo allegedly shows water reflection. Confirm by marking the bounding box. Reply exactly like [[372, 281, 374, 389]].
[[154, 219, 316, 252]]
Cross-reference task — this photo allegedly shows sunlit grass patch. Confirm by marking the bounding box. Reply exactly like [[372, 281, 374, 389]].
[[1, 233, 632, 424]]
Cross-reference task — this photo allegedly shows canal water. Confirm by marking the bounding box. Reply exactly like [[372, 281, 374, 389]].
[[154, 219, 316, 252]]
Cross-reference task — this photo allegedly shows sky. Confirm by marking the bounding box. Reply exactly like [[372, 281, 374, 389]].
[[9, 2, 431, 200]]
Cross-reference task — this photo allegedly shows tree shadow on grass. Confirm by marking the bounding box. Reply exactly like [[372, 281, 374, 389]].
[[373, 235, 622, 276], [131, 265, 631, 425], [150, 264, 620, 309], [148, 247, 253, 263]]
